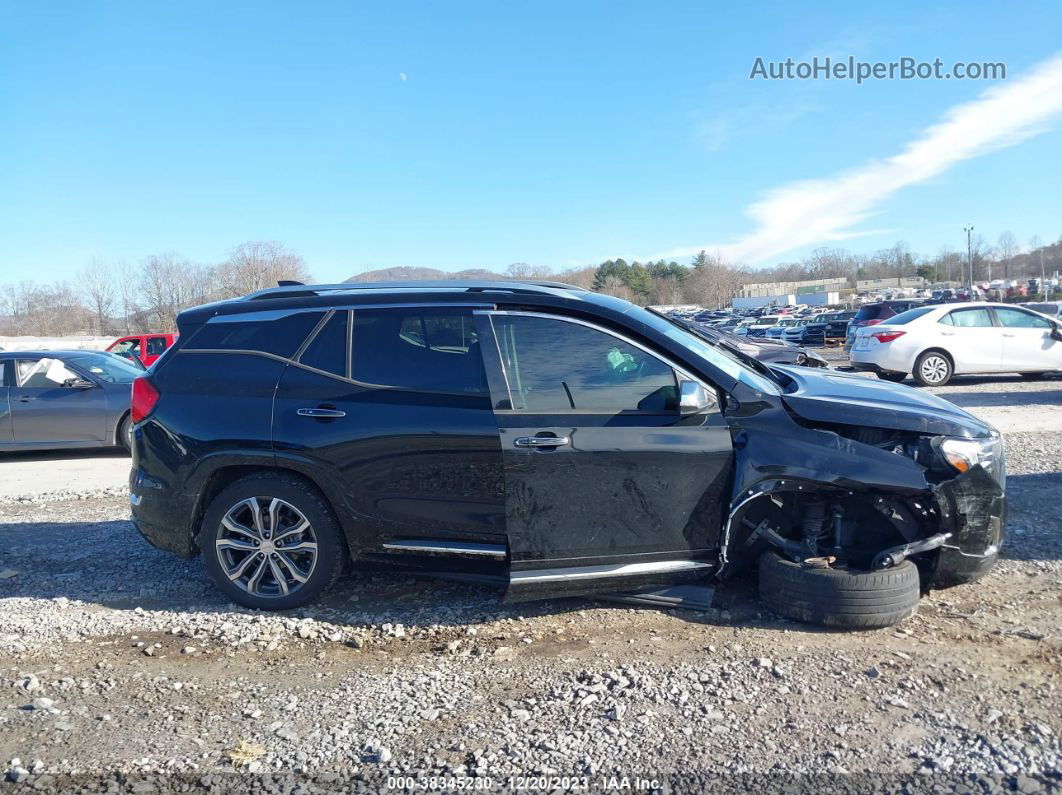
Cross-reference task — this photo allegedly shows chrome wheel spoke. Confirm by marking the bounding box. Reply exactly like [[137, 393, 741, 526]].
[[246, 554, 269, 594], [223, 551, 261, 582], [216, 538, 258, 553], [221, 515, 260, 541], [267, 557, 289, 595], [281, 541, 317, 554], [277, 552, 311, 583], [272, 518, 310, 544]]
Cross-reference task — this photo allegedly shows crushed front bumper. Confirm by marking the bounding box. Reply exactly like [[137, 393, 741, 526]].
[[929, 466, 1006, 587]]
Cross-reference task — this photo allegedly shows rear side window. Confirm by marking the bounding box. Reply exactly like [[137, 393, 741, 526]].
[[884, 307, 935, 325], [146, 336, 169, 355], [298, 311, 349, 377], [853, 306, 884, 322], [491, 315, 678, 413], [351, 308, 486, 394], [943, 308, 994, 327], [188, 311, 325, 358], [995, 307, 1051, 329]]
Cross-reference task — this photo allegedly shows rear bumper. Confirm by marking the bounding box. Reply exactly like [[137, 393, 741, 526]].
[[130, 467, 197, 558]]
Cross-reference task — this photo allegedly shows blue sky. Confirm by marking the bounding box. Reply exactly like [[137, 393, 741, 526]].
[[1, 0, 1061, 283]]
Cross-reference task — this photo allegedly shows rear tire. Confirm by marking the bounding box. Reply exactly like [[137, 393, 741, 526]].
[[913, 350, 953, 387], [758, 551, 920, 630], [875, 371, 907, 383], [117, 414, 132, 453], [200, 472, 346, 610]]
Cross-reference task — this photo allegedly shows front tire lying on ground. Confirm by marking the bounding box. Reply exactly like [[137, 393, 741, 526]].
[[758, 551, 920, 629], [200, 472, 346, 610]]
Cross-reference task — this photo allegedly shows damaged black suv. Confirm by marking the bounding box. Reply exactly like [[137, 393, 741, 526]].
[[129, 281, 1005, 628]]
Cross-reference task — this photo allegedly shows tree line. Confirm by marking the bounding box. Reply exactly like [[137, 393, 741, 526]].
[[2, 231, 1060, 337], [0, 241, 310, 337]]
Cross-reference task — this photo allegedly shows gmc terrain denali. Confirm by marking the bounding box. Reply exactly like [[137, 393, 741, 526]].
[[129, 281, 1006, 628]]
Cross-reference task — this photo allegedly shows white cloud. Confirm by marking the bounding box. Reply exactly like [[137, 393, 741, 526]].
[[664, 53, 1062, 264]]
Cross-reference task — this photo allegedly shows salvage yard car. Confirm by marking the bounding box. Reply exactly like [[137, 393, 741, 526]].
[[129, 281, 1006, 629], [849, 302, 1062, 386], [0, 350, 142, 451]]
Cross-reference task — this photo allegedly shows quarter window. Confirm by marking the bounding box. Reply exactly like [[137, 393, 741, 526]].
[[995, 307, 1051, 329], [351, 309, 487, 394], [491, 315, 678, 413], [189, 311, 325, 358]]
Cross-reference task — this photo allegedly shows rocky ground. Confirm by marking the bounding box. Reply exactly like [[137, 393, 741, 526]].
[[0, 372, 1059, 793]]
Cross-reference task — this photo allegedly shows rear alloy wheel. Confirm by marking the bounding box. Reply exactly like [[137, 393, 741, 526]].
[[875, 371, 907, 383], [913, 351, 953, 387], [758, 551, 920, 630], [201, 473, 345, 610]]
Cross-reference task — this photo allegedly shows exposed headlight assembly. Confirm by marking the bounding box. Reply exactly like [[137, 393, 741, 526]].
[[939, 433, 1006, 486]]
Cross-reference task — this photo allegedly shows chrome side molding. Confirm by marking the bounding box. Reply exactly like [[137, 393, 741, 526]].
[[510, 559, 710, 584], [381, 540, 508, 559]]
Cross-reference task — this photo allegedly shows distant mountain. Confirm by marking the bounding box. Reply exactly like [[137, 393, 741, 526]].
[[344, 266, 508, 283]]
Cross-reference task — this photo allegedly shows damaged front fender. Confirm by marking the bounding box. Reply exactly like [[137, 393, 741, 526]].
[[930, 465, 1006, 587]]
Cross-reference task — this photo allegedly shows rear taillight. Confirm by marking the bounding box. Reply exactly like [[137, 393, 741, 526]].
[[871, 330, 906, 343], [866, 318, 884, 326], [131, 377, 160, 423]]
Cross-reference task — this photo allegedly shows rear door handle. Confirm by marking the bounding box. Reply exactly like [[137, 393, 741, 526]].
[[1002, 333, 1016, 338], [514, 435, 570, 448], [296, 408, 346, 418], [17, 395, 36, 402]]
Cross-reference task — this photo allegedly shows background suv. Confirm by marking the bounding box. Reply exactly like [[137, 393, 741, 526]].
[[844, 300, 924, 352], [129, 281, 1005, 629]]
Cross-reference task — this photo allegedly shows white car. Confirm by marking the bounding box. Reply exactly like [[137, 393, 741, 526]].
[[849, 302, 1062, 386]]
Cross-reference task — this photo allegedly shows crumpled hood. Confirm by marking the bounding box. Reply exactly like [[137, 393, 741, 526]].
[[773, 365, 994, 438]]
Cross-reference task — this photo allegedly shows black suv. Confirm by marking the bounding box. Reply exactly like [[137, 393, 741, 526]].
[[844, 300, 924, 352], [130, 281, 1005, 628]]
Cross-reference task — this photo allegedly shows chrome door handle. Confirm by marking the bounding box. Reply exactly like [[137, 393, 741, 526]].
[[514, 435, 570, 448], [297, 408, 346, 418]]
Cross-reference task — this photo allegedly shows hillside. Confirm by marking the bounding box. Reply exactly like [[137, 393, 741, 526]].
[[344, 266, 508, 282]]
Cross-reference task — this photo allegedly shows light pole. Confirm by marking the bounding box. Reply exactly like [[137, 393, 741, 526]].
[[963, 225, 975, 297]]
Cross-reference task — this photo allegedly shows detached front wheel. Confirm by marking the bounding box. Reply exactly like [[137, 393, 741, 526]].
[[758, 551, 920, 630], [200, 473, 346, 610]]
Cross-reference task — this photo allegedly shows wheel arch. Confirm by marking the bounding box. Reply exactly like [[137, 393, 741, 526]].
[[916, 346, 955, 369], [113, 409, 131, 447], [189, 462, 351, 557]]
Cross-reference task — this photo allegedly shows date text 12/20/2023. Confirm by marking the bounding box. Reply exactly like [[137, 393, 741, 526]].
[[386, 775, 663, 791]]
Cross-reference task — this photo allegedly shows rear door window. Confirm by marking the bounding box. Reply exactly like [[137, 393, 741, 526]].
[[944, 308, 994, 327], [351, 308, 486, 394], [490, 314, 678, 413], [146, 336, 169, 356]]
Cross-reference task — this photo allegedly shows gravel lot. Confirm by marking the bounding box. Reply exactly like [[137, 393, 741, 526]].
[[1, 368, 1059, 793]]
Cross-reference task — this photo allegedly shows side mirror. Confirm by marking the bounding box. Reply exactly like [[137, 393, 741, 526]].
[[678, 380, 715, 414], [1051, 326, 1062, 342], [63, 377, 95, 389]]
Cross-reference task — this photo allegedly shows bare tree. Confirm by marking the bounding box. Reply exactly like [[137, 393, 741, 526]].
[[216, 241, 310, 297], [80, 258, 116, 335], [505, 262, 554, 281], [997, 231, 1020, 280]]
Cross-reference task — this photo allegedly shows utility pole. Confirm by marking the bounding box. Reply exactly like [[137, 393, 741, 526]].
[[964, 225, 975, 298]]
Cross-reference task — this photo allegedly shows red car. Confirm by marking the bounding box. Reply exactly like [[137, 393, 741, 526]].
[[106, 333, 177, 367]]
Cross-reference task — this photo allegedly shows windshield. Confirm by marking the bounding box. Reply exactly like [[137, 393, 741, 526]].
[[66, 352, 143, 383], [644, 308, 781, 394]]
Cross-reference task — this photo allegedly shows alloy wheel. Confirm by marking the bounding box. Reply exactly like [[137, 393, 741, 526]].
[[215, 497, 318, 598], [919, 355, 949, 385]]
